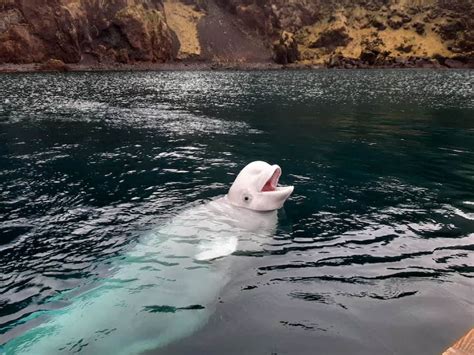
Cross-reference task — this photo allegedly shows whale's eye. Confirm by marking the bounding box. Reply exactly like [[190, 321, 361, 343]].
[[243, 195, 251, 203]]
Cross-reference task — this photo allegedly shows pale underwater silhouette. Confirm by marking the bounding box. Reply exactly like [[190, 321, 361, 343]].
[[2, 161, 293, 355]]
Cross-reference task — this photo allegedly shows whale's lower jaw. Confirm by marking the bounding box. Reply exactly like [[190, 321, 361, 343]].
[[256, 185, 295, 211]]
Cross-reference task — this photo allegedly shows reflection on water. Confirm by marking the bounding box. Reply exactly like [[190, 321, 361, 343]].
[[0, 69, 473, 354]]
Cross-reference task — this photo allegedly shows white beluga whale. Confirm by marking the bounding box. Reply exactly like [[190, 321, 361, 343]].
[[227, 161, 294, 211], [2, 161, 293, 355]]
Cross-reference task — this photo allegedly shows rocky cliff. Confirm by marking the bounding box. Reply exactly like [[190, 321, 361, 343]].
[[216, 0, 473, 67], [0, 0, 177, 64], [0, 0, 472, 68]]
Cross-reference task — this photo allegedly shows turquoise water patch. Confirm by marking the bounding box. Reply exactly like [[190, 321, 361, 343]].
[[0, 70, 473, 354]]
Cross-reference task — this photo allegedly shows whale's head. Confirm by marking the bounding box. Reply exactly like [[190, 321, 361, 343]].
[[227, 161, 294, 211]]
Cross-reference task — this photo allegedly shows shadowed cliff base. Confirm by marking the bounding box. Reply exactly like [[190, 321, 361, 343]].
[[0, 58, 472, 73]]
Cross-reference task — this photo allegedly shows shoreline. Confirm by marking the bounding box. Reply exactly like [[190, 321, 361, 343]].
[[0, 59, 472, 73], [0, 61, 284, 73]]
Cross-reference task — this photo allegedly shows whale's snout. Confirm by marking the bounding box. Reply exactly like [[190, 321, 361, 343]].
[[227, 161, 294, 211]]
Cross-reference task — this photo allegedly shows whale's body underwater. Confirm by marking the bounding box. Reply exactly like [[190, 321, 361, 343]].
[[3, 161, 293, 354]]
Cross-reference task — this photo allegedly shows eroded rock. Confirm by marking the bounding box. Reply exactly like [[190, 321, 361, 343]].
[[413, 22, 425, 35], [38, 58, 70, 72], [444, 58, 466, 68], [310, 27, 351, 50], [396, 43, 414, 53], [0, 0, 176, 64], [274, 31, 299, 64]]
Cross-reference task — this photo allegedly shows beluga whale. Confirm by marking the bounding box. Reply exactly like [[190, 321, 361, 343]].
[[2, 161, 293, 355]]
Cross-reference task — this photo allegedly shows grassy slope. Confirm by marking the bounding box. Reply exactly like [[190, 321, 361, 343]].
[[296, 3, 453, 65], [164, 0, 204, 59]]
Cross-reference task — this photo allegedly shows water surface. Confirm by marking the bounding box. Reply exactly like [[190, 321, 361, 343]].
[[1, 69, 473, 354]]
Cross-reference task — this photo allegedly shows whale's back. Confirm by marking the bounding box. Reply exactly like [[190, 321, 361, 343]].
[[4, 199, 255, 354]]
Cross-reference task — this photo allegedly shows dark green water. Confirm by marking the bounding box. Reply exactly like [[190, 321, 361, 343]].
[[0, 70, 473, 354]]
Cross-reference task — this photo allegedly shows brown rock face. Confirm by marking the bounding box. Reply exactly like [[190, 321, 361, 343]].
[[215, 0, 473, 67], [274, 31, 299, 64], [0, 0, 177, 64], [309, 27, 351, 51], [412, 22, 425, 35], [0, 23, 47, 63], [444, 58, 466, 68], [114, 4, 176, 61], [216, 0, 319, 36], [38, 58, 70, 72]]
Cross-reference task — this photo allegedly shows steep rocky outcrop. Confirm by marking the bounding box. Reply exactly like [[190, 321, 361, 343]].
[[214, 0, 473, 68], [0, 0, 177, 64], [273, 31, 299, 64], [0, 0, 472, 68]]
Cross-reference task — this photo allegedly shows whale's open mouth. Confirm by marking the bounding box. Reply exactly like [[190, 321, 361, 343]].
[[227, 161, 294, 211], [261, 167, 281, 192]]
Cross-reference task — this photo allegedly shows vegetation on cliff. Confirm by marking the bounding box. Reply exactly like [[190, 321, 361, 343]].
[[216, 0, 473, 67]]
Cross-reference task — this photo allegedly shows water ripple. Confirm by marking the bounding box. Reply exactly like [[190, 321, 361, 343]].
[[0, 70, 473, 354]]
